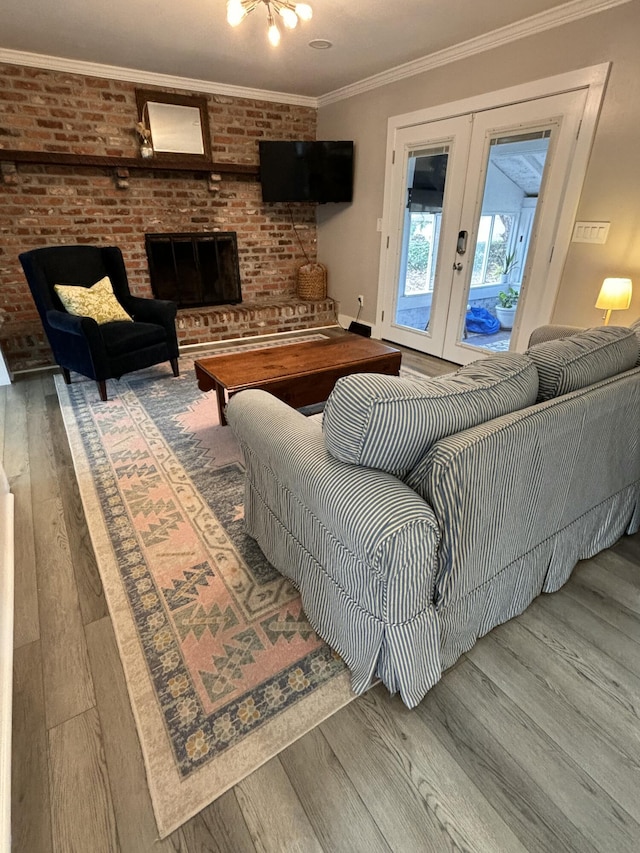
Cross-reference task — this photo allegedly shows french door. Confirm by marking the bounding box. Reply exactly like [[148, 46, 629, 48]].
[[378, 90, 588, 363]]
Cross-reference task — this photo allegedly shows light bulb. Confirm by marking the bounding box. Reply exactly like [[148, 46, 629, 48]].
[[227, 0, 246, 26], [280, 7, 298, 28], [294, 3, 312, 21], [268, 22, 281, 46]]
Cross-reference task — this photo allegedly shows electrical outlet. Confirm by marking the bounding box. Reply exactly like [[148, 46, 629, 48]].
[[357, 295, 364, 308]]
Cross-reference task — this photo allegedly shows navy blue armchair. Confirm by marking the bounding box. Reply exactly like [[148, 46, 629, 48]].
[[19, 245, 179, 400]]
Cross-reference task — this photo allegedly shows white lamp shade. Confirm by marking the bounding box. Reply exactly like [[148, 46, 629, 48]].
[[595, 277, 632, 311]]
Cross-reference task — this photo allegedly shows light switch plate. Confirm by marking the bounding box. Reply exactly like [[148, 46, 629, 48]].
[[572, 221, 610, 244]]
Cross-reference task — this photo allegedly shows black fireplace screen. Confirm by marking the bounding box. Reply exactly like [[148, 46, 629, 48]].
[[145, 232, 242, 308]]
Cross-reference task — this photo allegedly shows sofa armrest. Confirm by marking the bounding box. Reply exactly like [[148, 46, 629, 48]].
[[47, 309, 107, 355], [124, 296, 177, 325], [226, 390, 440, 581], [228, 390, 444, 706], [123, 297, 178, 358], [528, 324, 585, 347], [47, 308, 94, 336]]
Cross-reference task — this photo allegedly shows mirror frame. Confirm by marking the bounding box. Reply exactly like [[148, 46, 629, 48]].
[[135, 89, 212, 166]]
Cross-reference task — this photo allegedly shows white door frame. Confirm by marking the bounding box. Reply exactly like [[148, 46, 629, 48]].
[[376, 64, 610, 350]]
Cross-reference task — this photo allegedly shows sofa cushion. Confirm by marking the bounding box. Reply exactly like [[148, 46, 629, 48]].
[[526, 326, 639, 402], [100, 320, 166, 357], [323, 353, 538, 478]]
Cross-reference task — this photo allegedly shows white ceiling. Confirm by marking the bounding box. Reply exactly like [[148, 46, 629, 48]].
[[0, 0, 624, 101]]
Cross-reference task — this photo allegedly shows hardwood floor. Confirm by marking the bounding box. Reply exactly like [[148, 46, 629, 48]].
[[3, 343, 640, 852]]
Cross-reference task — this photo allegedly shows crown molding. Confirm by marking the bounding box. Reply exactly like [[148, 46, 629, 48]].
[[318, 0, 631, 107], [0, 0, 630, 111], [0, 49, 319, 109]]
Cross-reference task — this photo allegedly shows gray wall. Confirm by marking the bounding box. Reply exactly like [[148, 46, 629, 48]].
[[317, 1, 640, 331]]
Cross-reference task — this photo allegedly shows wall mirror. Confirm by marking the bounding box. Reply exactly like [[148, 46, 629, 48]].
[[135, 89, 212, 165]]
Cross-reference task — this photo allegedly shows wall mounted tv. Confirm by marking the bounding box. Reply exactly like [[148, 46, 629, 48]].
[[258, 140, 354, 203]]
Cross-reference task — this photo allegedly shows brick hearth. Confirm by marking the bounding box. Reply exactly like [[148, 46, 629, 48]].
[[176, 298, 336, 346]]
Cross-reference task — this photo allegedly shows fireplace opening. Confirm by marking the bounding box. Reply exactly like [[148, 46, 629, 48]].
[[145, 231, 242, 309]]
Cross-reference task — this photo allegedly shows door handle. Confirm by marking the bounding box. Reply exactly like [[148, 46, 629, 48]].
[[453, 262, 463, 271], [456, 230, 468, 255]]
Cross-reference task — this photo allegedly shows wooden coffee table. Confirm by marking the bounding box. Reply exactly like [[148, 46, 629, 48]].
[[194, 334, 402, 425]]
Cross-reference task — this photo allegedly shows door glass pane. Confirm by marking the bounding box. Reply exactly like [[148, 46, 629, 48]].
[[394, 146, 448, 333], [461, 130, 550, 352]]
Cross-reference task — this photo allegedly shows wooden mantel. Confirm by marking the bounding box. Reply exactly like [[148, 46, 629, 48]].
[[0, 149, 259, 177]]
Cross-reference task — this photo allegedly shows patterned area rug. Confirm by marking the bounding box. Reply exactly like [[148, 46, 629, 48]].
[[55, 333, 356, 838]]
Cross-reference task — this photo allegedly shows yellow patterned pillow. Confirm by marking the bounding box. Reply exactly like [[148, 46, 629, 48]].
[[54, 276, 133, 324]]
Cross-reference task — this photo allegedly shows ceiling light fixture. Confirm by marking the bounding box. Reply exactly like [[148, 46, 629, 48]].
[[226, 0, 313, 47]]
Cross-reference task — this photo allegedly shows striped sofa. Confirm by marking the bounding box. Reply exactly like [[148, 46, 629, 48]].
[[226, 324, 640, 707]]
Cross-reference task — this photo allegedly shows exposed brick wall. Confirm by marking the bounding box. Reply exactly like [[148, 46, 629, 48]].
[[0, 63, 329, 371]]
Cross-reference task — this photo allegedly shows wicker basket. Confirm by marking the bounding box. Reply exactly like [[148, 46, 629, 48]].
[[297, 262, 327, 300]]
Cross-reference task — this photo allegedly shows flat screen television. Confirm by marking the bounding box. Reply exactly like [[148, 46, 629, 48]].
[[259, 140, 354, 203]]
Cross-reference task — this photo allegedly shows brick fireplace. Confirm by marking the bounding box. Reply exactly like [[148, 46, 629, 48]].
[[145, 231, 242, 308], [0, 62, 336, 372]]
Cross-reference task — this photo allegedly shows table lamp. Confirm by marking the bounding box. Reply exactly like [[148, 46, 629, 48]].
[[595, 277, 632, 325]]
